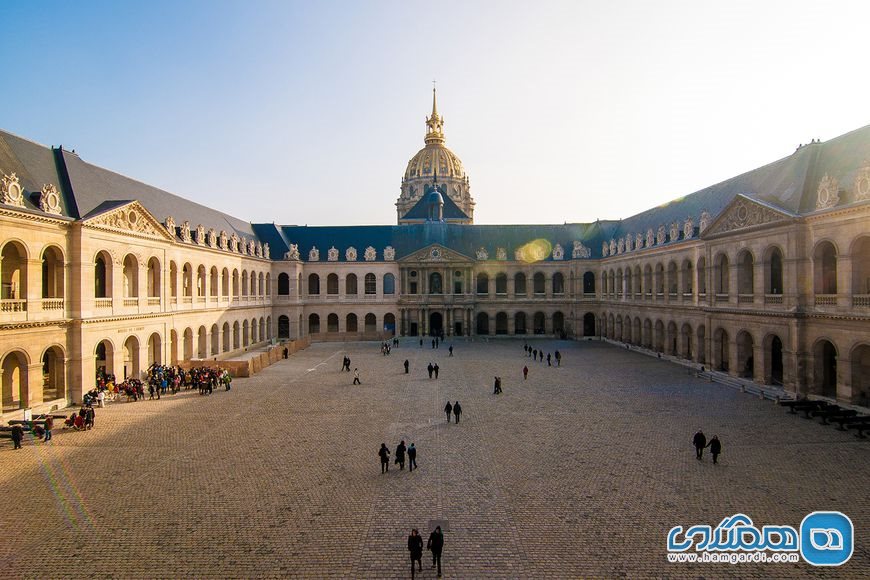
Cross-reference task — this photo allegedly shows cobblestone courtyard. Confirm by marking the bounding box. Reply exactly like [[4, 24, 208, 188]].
[[1, 339, 867, 579]]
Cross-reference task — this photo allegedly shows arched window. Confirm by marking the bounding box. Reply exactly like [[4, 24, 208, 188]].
[[308, 313, 320, 334], [737, 250, 754, 295], [813, 241, 837, 294], [327, 313, 339, 332], [514, 273, 526, 295], [278, 315, 290, 338], [221, 268, 229, 297], [41, 246, 65, 300], [278, 273, 290, 295], [533, 272, 545, 294], [715, 254, 729, 294], [429, 272, 443, 294], [476, 273, 489, 294], [364, 313, 377, 333], [768, 248, 783, 294], [327, 273, 339, 295], [346, 313, 358, 333], [364, 273, 377, 295], [852, 236, 870, 295], [123, 254, 139, 297], [495, 274, 507, 294], [346, 273, 358, 295], [308, 274, 320, 295], [383, 273, 395, 294], [582, 271, 595, 294]]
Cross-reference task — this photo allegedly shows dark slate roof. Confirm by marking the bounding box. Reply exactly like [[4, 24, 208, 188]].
[[0, 130, 72, 217], [402, 186, 470, 220], [58, 149, 259, 240], [277, 222, 606, 262], [612, 124, 870, 241]]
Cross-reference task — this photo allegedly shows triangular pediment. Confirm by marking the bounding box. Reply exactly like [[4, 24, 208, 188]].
[[703, 195, 795, 238], [397, 243, 474, 264], [82, 200, 176, 241]]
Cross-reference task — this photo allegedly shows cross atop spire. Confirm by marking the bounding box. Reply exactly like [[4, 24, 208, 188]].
[[425, 84, 445, 145]]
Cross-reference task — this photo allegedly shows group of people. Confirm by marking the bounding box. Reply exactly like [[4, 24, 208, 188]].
[[379, 440, 418, 473], [426, 363, 440, 379], [692, 429, 723, 464], [444, 401, 462, 423], [64, 406, 96, 431], [524, 344, 561, 367], [408, 526, 444, 578]]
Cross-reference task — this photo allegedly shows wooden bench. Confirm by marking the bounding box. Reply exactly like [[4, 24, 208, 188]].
[[812, 407, 858, 425], [782, 400, 828, 418], [830, 415, 869, 431]]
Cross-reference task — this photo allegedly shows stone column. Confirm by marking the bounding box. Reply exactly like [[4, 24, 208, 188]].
[[25, 258, 43, 315], [837, 352, 852, 402], [752, 343, 765, 384], [837, 256, 852, 306]]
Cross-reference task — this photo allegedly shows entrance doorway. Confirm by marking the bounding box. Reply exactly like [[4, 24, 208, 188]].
[[429, 312, 443, 337], [410, 322, 418, 336], [454, 321, 463, 336]]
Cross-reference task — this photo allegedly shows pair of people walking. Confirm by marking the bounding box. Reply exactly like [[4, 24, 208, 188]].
[[427, 363, 440, 379], [692, 429, 723, 463], [408, 526, 444, 578], [341, 356, 352, 372], [444, 401, 462, 423], [380, 441, 417, 473]]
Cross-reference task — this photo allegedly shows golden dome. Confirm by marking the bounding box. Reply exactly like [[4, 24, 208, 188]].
[[403, 143, 466, 182]]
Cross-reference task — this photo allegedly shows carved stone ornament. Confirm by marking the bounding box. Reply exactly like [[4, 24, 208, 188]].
[[346, 247, 357, 261], [309, 246, 319, 261], [180, 221, 192, 243], [683, 217, 694, 239], [670, 222, 680, 243], [249, 240, 256, 255], [1, 172, 24, 207], [624, 234, 633, 252], [207, 228, 217, 248], [553, 243, 564, 260], [496, 247, 507, 261], [646, 229, 654, 248], [230, 233, 239, 253], [327, 247, 339, 261], [609, 239, 617, 255], [364, 246, 377, 261], [635, 233, 643, 250], [816, 173, 840, 209], [476, 247, 488, 260], [384, 246, 396, 261], [39, 184, 62, 215], [219, 230, 228, 250], [601, 241, 609, 257], [617, 238, 624, 254], [572, 241, 591, 259], [656, 225, 666, 246], [263, 243, 270, 259], [90, 204, 163, 237], [165, 216, 176, 235], [195, 224, 206, 246], [855, 162, 870, 202], [699, 211, 711, 233], [285, 244, 300, 260], [711, 198, 789, 234], [240, 237, 248, 255], [256, 242, 262, 257]]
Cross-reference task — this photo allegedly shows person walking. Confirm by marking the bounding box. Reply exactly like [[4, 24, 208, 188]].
[[408, 443, 417, 471], [532, 348, 538, 360], [555, 350, 561, 366], [444, 401, 452, 423], [427, 526, 444, 577], [353, 368, 361, 385], [493, 376, 502, 395], [433, 363, 439, 379], [547, 353, 551, 366], [395, 440, 407, 470], [44, 415, 54, 443], [707, 435, 722, 464], [693, 429, 707, 460], [523, 365, 529, 380], [408, 529, 424, 578], [448, 345, 453, 357], [379, 443, 391, 473], [453, 401, 462, 424], [11, 424, 24, 449], [404, 359, 410, 374]]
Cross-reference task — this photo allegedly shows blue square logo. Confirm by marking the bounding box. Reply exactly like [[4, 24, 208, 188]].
[[800, 511, 853, 566]]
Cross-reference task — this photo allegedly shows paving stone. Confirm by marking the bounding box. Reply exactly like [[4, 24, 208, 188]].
[[0, 339, 867, 578]]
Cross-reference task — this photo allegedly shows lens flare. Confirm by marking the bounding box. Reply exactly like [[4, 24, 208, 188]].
[[516, 239, 552, 263]]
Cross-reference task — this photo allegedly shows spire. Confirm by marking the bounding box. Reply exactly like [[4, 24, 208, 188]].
[[425, 84, 445, 145]]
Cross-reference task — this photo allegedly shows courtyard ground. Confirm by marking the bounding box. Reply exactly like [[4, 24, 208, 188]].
[[0, 339, 867, 579]]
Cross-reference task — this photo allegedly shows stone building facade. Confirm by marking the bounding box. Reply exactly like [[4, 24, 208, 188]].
[[1, 101, 869, 416]]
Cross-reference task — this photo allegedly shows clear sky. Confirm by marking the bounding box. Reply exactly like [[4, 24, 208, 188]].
[[1, 1, 868, 226]]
